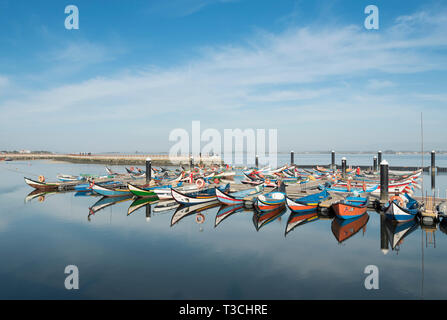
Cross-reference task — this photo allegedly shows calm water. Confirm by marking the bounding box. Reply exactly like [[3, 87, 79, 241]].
[[0, 157, 447, 299]]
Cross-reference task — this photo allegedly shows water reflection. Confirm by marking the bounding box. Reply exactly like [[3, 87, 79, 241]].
[[384, 218, 419, 252], [127, 197, 158, 216], [170, 201, 221, 226], [252, 206, 286, 231], [285, 209, 319, 236], [25, 190, 58, 203], [88, 195, 133, 218], [331, 213, 369, 244], [21, 189, 447, 253], [215, 204, 244, 228]]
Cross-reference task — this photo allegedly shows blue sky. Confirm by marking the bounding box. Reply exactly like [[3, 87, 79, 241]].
[[0, 0, 446, 153]]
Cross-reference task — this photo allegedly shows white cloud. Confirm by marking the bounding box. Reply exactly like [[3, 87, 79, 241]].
[[0, 8, 447, 151], [366, 79, 395, 90]]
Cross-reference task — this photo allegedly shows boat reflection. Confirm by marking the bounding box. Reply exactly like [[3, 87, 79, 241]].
[[285, 209, 319, 236], [384, 217, 419, 252], [331, 213, 369, 243], [252, 205, 286, 231], [171, 201, 220, 226], [440, 217, 447, 235], [215, 204, 244, 228], [153, 200, 179, 213], [127, 197, 159, 216], [88, 195, 133, 220], [25, 190, 58, 203]]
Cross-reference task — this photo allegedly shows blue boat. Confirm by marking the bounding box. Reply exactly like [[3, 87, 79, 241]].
[[384, 193, 419, 222], [286, 190, 330, 213], [171, 183, 230, 205], [215, 185, 264, 205]]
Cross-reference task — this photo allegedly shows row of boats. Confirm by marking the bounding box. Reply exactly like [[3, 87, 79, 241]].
[[24, 163, 424, 226]]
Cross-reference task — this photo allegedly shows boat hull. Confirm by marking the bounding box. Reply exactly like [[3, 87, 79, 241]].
[[385, 201, 417, 222], [24, 177, 60, 190], [332, 198, 368, 220]]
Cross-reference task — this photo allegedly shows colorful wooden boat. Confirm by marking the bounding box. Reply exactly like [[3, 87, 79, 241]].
[[215, 185, 264, 205], [257, 191, 286, 206], [171, 184, 230, 205], [332, 196, 369, 219], [384, 193, 419, 222], [74, 180, 120, 192], [152, 184, 198, 200], [24, 177, 61, 190], [215, 204, 244, 228], [285, 190, 330, 213], [322, 183, 378, 194], [127, 183, 159, 199], [331, 213, 369, 243], [57, 174, 83, 182], [91, 184, 131, 197]]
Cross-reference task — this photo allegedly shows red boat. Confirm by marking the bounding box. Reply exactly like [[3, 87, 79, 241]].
[[332, 196, 369, 219]]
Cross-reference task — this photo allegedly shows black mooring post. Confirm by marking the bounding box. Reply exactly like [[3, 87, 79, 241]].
[[431, 150, 436, 171], [431, 169, 436, 192], [255, 155, 259, 168], [145, 204, 151, 222], [380, 215, 389, 255], [146, 157, 152, 183], [341, 157, 347, 179], [380, 160, 389, 203], [378, 151, 382, 167], [291, 151, 294, 166], [331, 150, 335, 170], [373, 156, 378, 172]]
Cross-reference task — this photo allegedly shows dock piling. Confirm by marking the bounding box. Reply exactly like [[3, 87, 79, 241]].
[[431, 150, 436, 172], [255, 155, 259, 168], [380, 215, 389, 255], [341, 157, 347, 179], [291, 151, 294, 166], [380, 160, 389, 203], [331, 150, 335, 170], [146, 204, 151, 222], [146, 157, 152, 183], [373, 156, 378, 172], [378, 151, 382, 166]]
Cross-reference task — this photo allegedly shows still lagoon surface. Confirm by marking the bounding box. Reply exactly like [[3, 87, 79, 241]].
[[0, 154, 447, 299]]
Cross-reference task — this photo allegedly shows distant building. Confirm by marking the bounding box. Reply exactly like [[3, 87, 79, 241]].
[[19, 150, 31, 154]]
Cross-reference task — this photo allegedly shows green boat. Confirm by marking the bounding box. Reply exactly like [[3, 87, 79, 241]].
[[127, 183, 159, 198]]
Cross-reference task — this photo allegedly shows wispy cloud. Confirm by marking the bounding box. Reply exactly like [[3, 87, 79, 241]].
[[366, 79, 395, 90], [146, 0, 239, 17], [1, 7, 447, 151]]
